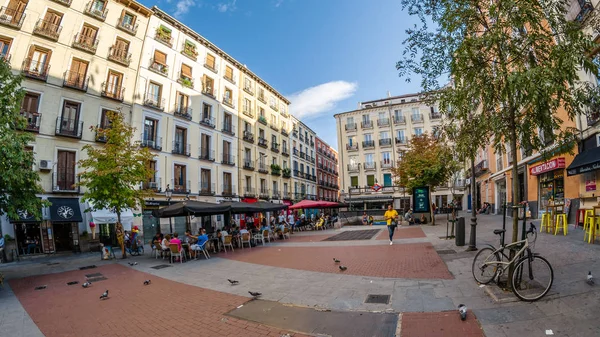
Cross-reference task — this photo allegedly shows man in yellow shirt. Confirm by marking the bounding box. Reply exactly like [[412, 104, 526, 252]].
[[383, 204, 399, 245]]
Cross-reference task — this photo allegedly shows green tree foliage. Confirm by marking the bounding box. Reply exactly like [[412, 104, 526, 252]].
[[0, 58, 45, 226], [78, 111, 155, 253], [397, 0, 597, 244], [392, 134, 453, 224]]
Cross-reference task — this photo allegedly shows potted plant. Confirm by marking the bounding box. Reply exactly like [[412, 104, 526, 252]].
[[282, 167, 291, 177], [179, 76, 193, 88], [271, 164, 281, 175]]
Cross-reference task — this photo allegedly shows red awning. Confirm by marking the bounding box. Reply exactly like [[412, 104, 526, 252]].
[[288, 200, 346, 209]]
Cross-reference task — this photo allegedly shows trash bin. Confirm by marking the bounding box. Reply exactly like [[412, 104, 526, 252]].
[[455, 217, 465, 246]]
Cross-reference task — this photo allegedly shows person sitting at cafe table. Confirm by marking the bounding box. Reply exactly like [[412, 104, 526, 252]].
[[184, 230, 197, 244], [26, 237, 39, 254], [160, 234, 171, 256], [170, 232, 182, 251], [191, 229, 209, 255]]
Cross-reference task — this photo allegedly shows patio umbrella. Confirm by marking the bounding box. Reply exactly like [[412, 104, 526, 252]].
[[288, 200, 347, 210], [152, 200, 231, 218], [221, 201, 288, 214]]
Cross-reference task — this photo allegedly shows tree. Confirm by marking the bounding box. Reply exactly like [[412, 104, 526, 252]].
[[392, 133, 454, 225], [78, 110, 155, 258], [397, 1, 597, 249], [0, 58, 46, 229]]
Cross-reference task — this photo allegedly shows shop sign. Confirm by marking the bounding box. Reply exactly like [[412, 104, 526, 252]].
[[529, 158, 565, 176], [413, 186, 430, 213], [586, 173, 597, 192]]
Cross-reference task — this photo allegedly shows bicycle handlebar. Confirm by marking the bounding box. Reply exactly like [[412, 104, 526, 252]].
[[528, 222, 536, 234]]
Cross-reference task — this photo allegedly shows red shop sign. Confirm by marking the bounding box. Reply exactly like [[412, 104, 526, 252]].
[[529, 157, 565, 176]]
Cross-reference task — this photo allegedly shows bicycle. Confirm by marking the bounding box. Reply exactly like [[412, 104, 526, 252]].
[[471, 222, 554, 302]]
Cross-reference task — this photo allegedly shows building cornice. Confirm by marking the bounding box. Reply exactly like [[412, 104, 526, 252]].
[[117, 0, 153, 17]]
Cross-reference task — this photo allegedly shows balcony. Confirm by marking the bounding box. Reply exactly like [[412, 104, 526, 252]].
[[343, 122, 357, 131], [377, 118, 390, 127], [199, 182, 215, 196], [222, 122, 235, 136], [258, 94, 266, 104], [258, 163, 269, 174], [55, 117, 83, 139], [281, 126, 288, 136], [108, 46, 131, 66], [395, 137, 407, 145], [33, 19, 62, 41], [293, 130, 298, 138], [379, 138, 392, 147], [282, 192, 291, 200], [204, 59, 218, 73], [221, 154, 235, 166], [222, 184, 236, 197], [258, 115, 268, 125], [243, 161, 255, 171], [72, 33, 98, 54], [149, 58, 168, 76], [346, 143, 358, 151], [243, 187, 256, 197], [293, 148, 299, 156], [270, 123, 279, 131], [394, 116, 406, 124], [243, 131, 254, 143], [244, 85, 254, 95], [271, 143, 280, 153], [242, 107, 254, 118], [294, 193, 306, 200], [141, 136, 162, 151], [177, 76, 194, 89], [173, 180, 191, 194], [574, 0, 594, 22], [381, 160, 393, 169], [587, 109, 600, 126], [299, 152, 306, 159], [411, 114, 424, 123], [63, 71, 89, 92], [222, 96, 235, 109], [95, 127, 108, 143], [52, 171, 80, 194], [364, 162, 376, 171], [200, 116, 215, 128], [282, 148, 289, 156], [272, 190, 281, 199], [143, 93, 165, 111], [361, 120, 373, 129], [271, 165, 281, 176], [299, 134, 304, 141], [347, 164, 360, 172], [141, 178, 161, 192], [21, 111, 41, 133], [474, 159, 489, 177], [51, 0, 72, 7], [101, 82, 124, 101], [173, 105, 193, 121], [85, 1, 108, 21], [155, 29, 173, 47], [270, 102, 279, 111], [224, 75, 236, 85], [22, 58, 50, 81], [202, 85, 215, 99], [362, 140, 375, 149], [259, 189, 270, 200], [282, 169, 291, 178], [258, 137, 268, 148], [430, 112, 442, 120], [171, 142, 191, 156], [496, 157, 503, 171], [0, 6, 26, 29], [0, 53, 10, 62], [198, 148, 215, 162], [117, 16, 138, 35]]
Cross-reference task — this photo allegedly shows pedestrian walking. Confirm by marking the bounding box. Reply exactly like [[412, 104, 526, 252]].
[[384, 204, 399, 245], [362, 212, 368, 226]]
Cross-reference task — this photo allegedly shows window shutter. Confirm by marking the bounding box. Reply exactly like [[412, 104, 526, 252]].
[[154, 50, 166, 65], [22, 93, 39, 113], [226, 66, 232, 79], [81, 25, 97, 39], [207, 53, 215, 66], [181, 64, 192, 78]]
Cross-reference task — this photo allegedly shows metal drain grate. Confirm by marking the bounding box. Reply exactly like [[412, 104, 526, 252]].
[[151, 264, 173, 270], [79, 265, 97, 270], [46, 262, 60, 266], [34, 285, 47, 290], [436, 249, 457, 255], [87, 276, 108, 282], [66, 281, 79, 285], [365, 294, 390, 304], [85, 273, 103, 278], [323, 229, 381, 241]]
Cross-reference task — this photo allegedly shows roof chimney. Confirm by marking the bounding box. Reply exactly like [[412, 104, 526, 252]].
[[357, 102, 361, 109], [387, 91, 391, 98]]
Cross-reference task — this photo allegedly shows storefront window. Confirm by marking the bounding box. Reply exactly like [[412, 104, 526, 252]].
[[539, 171, 564, 207]]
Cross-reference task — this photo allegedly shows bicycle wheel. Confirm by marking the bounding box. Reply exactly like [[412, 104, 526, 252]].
[[511, 255, 554, 302], [472, 247, 500, 284]]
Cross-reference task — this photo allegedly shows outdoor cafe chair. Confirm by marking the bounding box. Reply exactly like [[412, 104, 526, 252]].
[[169, 244, 185, 264], [193, 241, 210, 260], [223, 235, 235, 253], [282, 227, 291, 239], [254, 231, 266, 246], [241, 232, 252, 249]]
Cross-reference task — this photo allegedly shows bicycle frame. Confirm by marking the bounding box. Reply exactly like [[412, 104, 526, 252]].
[[482, 237, 531, 278]]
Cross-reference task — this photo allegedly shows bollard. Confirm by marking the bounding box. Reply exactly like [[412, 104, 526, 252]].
[[455, 217, 465, 246]]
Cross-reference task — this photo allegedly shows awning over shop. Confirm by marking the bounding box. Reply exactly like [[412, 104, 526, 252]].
[[9, 198, 43, 223], [48, 198, 83, 223], [88, 201, 134, 229], [567, 146, 600, 176]]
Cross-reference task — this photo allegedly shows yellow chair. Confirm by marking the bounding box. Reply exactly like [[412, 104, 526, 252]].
[[540, 213, 552, 233], [584, 216, 596, 243], [554, 213, 568, 236], [583, 210, 595, 232]]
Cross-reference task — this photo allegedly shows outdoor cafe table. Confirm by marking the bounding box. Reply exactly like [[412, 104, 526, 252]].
[[546, 204, 565, 231]]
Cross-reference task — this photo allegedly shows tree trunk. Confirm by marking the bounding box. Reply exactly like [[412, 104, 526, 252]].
[[508, 110, 520, 283], [430, 187, 435, 226], [117, 210, 126, 259], [467, 156, 478, 251]]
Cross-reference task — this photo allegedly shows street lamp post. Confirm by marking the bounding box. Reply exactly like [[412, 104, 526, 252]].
[[165, 184, 173, 234]]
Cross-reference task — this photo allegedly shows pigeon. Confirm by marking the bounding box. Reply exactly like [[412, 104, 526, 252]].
[[458, 304, 467, 321], [100, 290, 109, 300], [339, 265, 347, 271], [81, 282, 91, 288], [248, 291, 262, 298], [228, 279, 239, 285], [333, 258, 340, 263], [128, 262, 138, 266], [587, 271, 594, 285], [144, 280, 151, 285], [128, 262, 134, 266]]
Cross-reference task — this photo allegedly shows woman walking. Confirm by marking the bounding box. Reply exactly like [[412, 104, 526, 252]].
[[384, 204, 399, 245]]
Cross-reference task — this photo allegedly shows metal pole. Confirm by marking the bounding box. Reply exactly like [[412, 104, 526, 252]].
[[467, 156, 478, 251]]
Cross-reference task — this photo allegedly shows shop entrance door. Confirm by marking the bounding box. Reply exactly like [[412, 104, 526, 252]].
[[142, 210, 160, 244], [53, 222, 78, 251]]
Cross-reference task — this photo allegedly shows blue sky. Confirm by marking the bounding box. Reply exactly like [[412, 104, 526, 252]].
[[139, 0, 422, 149]]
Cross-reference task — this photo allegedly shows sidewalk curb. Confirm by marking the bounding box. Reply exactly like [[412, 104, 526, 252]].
[[395, 313, 402, 337]]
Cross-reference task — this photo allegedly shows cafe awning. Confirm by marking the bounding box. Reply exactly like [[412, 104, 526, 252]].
[[88, 201, 134, 229], [567, 146, 600, 176], [48, 198, 83, 223], [9, 198, 43, 223], [152, 200, 231, 218]]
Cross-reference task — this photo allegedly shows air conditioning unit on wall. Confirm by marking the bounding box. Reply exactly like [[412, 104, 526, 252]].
[[39, 160, 53, 170]]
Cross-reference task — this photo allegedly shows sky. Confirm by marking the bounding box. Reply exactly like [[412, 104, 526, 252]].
[[138, 0, 423, 150]]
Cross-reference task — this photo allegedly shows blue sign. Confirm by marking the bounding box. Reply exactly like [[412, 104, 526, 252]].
[[413, 186, 430, 213]]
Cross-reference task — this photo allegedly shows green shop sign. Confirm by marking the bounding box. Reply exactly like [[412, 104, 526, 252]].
[[413, 186, 430, 213]]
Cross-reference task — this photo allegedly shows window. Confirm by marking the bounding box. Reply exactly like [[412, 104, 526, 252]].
[[243, 98, 251, 113], [271, 134, 277, 144], [258, 87, 265, 100], [99, 109, 114, 129], [259, 129, 265, 138], [350, 176, 358, 187], [382, 152, 391, 164], [64, 58, 88, 89], [59, 101, 81, 135], [152, 50, 167, 73], [224, 88, 233, 103], [176, 92, 189, 113], [364, 134, 372, 142], [244, 77, 252, 90], [411, 107, 420, 116], [244, 148, 252, 162], [0, 37, 11, 59], [394, 109, 402, 118], [380, 131, 389, 139], [201, 134, 211, 157], [203, 75, 214, 95], [25, 46, 51, 77], [270, 95, 276, 107], [284, 183, 288, 194], [77, 24, 97, 48], [225, 65, 233, 81], [104, 70, 123, 98], [202, 103, 212, 120], [91, 0, 106, 11], [180, 63, 192, 80], [347, 136, 354, 145], [396, 130, 405, 141], [222, 140, 231, 162], [57, 150, 76, 191], [383, 173, 392, 186], [223, 113, 233, 132], [120, 10, 136, 27], [146, 160, 157, 185], [367, 175, 375, 186], [244, 121, 251, 132], [362, 114, 370, 122], [272, 157, 277, 165], [174, 127, 187, 154], [21, 92, 40, 130], [143, 118, 157, 143], [174, 164, 186, 192], [147, 82, 162, 105], [41, 10, 63, 32], [283, 160, 288, 169], [205, 53, 216, 70], [414, 128, 423, 136], [271, 114, 277, 125], [273, 181, 278, 193], [110, 38, 130, 63], [223, 172, 232, 193], [259, 107, 265, 117], [200, 169, 211, 193], [365, 153, 374, 164]]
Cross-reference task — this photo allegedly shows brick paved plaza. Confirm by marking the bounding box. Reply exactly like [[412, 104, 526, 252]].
[[2, 215, 600, 337]]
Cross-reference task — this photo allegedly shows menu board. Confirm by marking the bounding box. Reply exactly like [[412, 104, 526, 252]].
[[413, 186, 430, 213]]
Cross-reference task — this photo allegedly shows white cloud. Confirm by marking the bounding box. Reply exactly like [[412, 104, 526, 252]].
[[217, 0, 237, 12], [274, 0, 284, 7], [288, 81, 358, 119], [173, 0, 195, 18]]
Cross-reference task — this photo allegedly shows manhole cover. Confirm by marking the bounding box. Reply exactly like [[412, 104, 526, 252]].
[[323, 229, 381, 241], [87, 276, 107, 282], [85, 273, 103, 278], [79, 265, 97, 270], [34, 285, 47, 290], [436, 249, 457, 255], [66, 281, 79, 285], [151, 264, 173, 270], [46, 262, 60, 266], [365, 294, 390, 304]]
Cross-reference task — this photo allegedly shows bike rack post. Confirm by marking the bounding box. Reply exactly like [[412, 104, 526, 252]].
[[502, 203, 506, 247]]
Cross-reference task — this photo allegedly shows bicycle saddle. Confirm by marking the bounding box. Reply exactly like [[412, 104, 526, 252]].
[[493, 229, 506, 235]]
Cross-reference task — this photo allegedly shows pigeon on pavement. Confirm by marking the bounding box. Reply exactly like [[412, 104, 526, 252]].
[[458, 304, 467, 320], [228, 279, 239, 285], [333, 258, 340, 263], [339, 266, 347, 271], [144, 280, 151, 285], [587, 271, 594, 285], [81, 282, 91, 288], [248, 291, 262, 298], [100, 290, 109, 300]]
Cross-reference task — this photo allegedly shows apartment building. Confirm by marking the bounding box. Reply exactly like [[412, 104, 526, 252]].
[[0, 0, 152, 252], [315, 137, 339, 202], [291, 116, 317, 201], [335, 93, 466, 211]]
